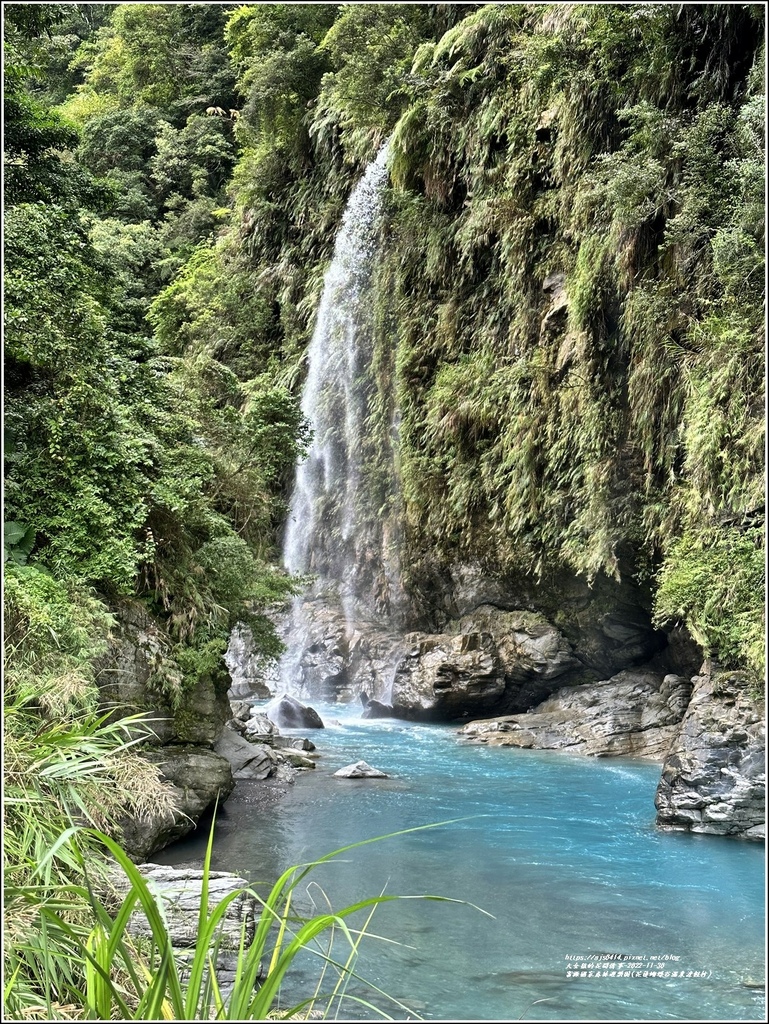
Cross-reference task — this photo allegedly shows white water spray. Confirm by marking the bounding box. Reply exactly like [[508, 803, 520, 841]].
[[279, 144, 402, 695]]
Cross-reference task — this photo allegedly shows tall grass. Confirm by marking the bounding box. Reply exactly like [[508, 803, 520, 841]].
[[5, 815, 480, 1021]]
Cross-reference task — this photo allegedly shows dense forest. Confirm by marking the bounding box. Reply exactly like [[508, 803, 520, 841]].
[[3, 2, 765, 1019]]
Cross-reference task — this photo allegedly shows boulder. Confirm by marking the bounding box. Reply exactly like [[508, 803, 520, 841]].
[[334, 761, 388, 779], [447, 606, 583, 710], [215, 726, 302, 781], [119, 746, 234, 861], [362, 699, 395, 719], [244, 713, 279, 740], [215, 726, 276, 780], [229, 700, 253, 729], [273, 735, 316, 752], [457, 670, 692, 758], [264, 693, 324, 729], [108, 864, 256, 949], [655, 670, 765, 839], [390, 631, 506, 721]]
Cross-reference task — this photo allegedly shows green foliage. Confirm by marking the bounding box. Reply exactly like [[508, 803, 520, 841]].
[[4, 521, 36, 566], [5, 5, 309, 689], [5, 815, 475, 1021], [148, 241, 279, 372], [2, 6, 101, 209], [5, 201, 151, 589], [4, 564, 113, 690], [376, 2, 765, 671], [4, 699, 175, 1019], [315, 5, 430, 159], [655, 528, 764, 678], [226, 3, 336, 145]]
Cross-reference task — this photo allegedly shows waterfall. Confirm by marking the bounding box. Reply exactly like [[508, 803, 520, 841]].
[[278, 143, 405, 700]]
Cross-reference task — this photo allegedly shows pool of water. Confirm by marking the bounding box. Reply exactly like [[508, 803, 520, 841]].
[[156, 703, 766, 1021]]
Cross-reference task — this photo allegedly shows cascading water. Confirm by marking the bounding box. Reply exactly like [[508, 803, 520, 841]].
[[278, 143, 406, 700]]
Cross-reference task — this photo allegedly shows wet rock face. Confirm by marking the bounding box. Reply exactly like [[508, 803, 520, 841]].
[[274, 594, 403, 703], [391, 631, 506, 721], [456, 670, 693, 758], [413, 561, 668, 678], [655, 671, 765, 839]]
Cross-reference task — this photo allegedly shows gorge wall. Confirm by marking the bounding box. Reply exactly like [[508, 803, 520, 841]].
[[224, 6, 765, 841]]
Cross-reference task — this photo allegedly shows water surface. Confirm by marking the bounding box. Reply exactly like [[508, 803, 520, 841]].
[[157, 703, 765, 1022]]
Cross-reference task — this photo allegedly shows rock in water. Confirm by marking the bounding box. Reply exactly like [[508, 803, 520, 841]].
[[264, 693, 324, 729], [334, 760, 388, 779], [456, 670, 692, 758], [654, 670, 765, 839], [362, 699, 394, 719]]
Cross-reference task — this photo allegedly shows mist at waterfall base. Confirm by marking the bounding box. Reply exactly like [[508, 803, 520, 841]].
[[156, 704, 765, 1022]]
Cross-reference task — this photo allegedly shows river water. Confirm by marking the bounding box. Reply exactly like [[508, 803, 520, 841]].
[[156, 702, 765, 1022]]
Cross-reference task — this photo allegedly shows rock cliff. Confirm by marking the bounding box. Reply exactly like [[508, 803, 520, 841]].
[[655, 670, 765, 840], [96, 601, 235, 859]]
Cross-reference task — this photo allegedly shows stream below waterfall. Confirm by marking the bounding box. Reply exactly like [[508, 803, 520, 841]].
[[155, 702, 765, 1022], [185, 145, 764, 1022]]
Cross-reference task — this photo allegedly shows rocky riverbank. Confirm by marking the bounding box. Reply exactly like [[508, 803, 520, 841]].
[[97, 602, 323, 861], [225, 558, 764, 843], [103, 569, 763, 859], [655, 670, 765, 840]]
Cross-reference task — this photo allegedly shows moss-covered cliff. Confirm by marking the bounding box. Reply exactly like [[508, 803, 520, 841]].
[[148, 3, 764, 680], [4, 0, 764, 810]]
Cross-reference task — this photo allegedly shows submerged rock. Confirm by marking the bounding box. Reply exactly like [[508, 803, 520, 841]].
[[655, 670, 765, 839], [457, 670, 692, 758], [334, 760, 388, 778], [265, 693, 324, 730]]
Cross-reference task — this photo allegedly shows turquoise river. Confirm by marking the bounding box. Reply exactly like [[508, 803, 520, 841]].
[[156, 702, 766, 1022]]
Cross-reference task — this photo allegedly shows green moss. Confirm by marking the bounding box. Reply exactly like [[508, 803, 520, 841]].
[[654, 528, 764, 678]]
